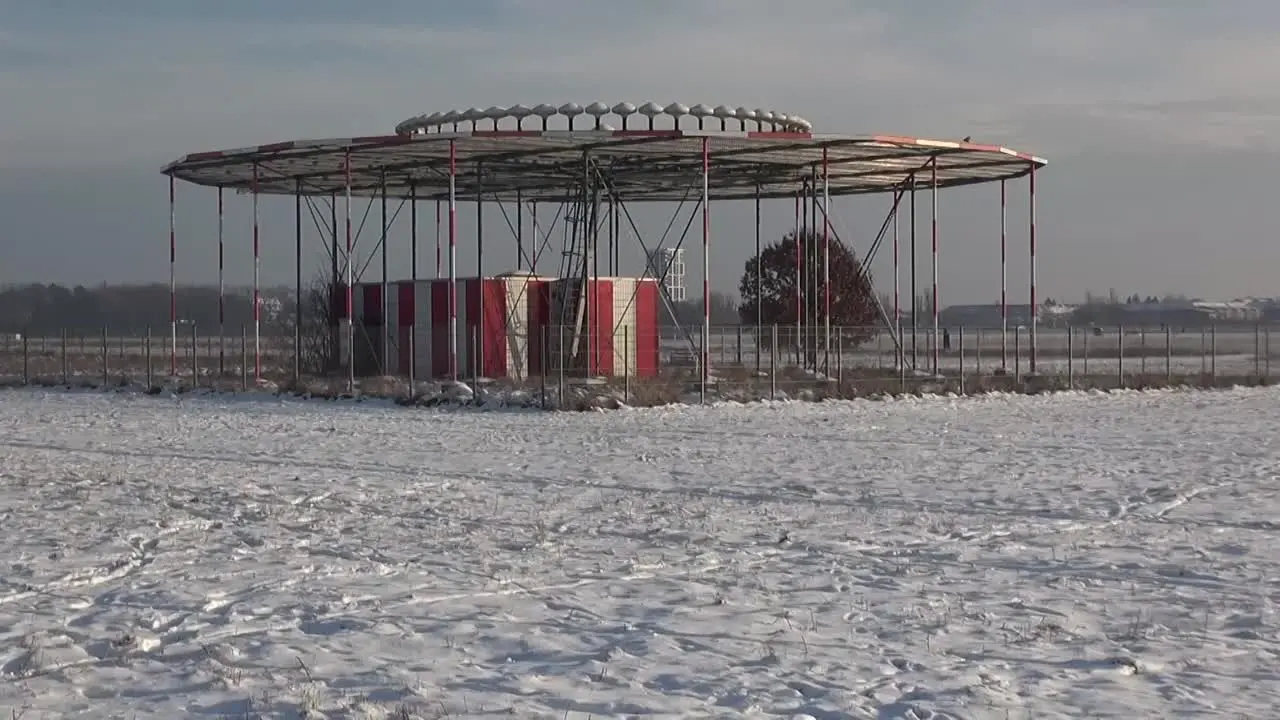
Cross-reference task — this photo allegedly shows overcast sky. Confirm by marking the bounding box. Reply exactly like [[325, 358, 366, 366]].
[[2, 0, 1278, 304]]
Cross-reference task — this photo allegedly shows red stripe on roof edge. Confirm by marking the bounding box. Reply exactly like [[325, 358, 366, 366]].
[[746, 131, 812, 140], [469, 130, 543, 137]]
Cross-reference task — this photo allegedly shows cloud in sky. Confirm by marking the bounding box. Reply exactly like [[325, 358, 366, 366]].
[[1, 0, 1279, 301]]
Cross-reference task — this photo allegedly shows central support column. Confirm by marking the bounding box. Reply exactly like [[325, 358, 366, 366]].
[[448, 139, 459, 381], [700, 136, 711, 402]]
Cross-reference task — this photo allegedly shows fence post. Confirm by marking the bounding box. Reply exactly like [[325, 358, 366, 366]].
[[623, 327, 631, 405], [1210, 324, 1217, 382], [241, 325, 249, 391], [735, 326, 742, 367], [1165, 325, 1173, 385], [1014, 329, 1021, 382], [1266, 326, 1272, 382], [557, 325, 565, 409], [1139, 326, 1147, 379], [539, 324, 549, 410], [21, 331, 29, 385], [1117, 325, 1126, 388], [1192, 327, 1203, 376], [60, 328, 68, 385], [753, 325, 761, 375], [1067, 327, 1074, 390], [1254, 323, 1262, 380], [836, 330, 844, 388], [101, 326, 109, 386], [145, 327, 153, 388], [975, 328, 983, 375], [191, 323, 199, 387], [770, 324, 778, 400], [958, 325, 965, 395], [1082, 327, 1089, 377]]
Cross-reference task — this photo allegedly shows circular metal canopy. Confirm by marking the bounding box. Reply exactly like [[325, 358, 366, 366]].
[[162, 130, 1046, 202]]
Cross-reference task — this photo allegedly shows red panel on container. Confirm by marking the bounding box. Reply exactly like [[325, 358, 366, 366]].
[[332, 282, 348, 321], [397, 281, 415, 326], [592, 280, 614, 376], [527, 280, 550, 376], [634, 279, 659, 378], [482, 279, 508, 378], [362, 284, 383, 326], [430, 279, 450, 378]]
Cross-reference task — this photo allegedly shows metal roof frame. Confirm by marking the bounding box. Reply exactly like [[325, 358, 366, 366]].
[[162, 130, 1046, 202]]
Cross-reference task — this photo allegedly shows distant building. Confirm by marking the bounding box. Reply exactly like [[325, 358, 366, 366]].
[[936, 304, 1038, 328], [646, 247, 686, 302]]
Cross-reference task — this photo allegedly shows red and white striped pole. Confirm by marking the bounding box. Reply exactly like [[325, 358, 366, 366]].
[[217, 186, 225, 374], [822, 146, 831, 372], [251, 163, 261, 382], [344, 150, 354, 391], [930, 157, 940, 376], [448, 139, 459, 381], [1029, 165, 1038, 375], [701, 135, 711, 402], [168, 174, 177, 377]]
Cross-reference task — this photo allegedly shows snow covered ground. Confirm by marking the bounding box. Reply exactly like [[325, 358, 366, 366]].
[[1, 388, 1278, 719]]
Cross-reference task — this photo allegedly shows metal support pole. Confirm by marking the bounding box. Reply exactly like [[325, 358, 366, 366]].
[[251, 163, 261, 382], [809, 167, 819, 369], [530, 200, 539, 274], [754, 183, 762, 374], [448, 139, 459, 381], [435, 199, 442, 279], [822, 147, 831, 374], [1029, 164, 1038, 375], [329, 193, 339, 373], [380, 172, 390, 375], [1000, 179, 1008, 373], [700, 136, 711, 401], [892, 190, 901, 370], [476, 163, 485, 379], [409, 181, 418, 386], [217, 186, 226, 375], [344, 150, 355, 391], [793, 189, 802, 366], [930, 157, 940, 376], [909, 176, 918, 370], [294, 179, 303, 384], [168, 174, 177, 377], [516, 189, 524, 271]]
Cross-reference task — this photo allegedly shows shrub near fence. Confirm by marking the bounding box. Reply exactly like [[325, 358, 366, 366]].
[[0, 324, 1273, 405]]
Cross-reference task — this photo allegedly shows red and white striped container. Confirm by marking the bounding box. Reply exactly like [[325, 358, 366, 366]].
[[354, 274, 660, 380]]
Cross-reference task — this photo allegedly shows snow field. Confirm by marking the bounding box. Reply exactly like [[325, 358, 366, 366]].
[[0, 387, 1278, 718]]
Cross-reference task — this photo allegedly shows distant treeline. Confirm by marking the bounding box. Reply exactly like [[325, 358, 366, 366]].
[[0, 283, 291, 336]]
